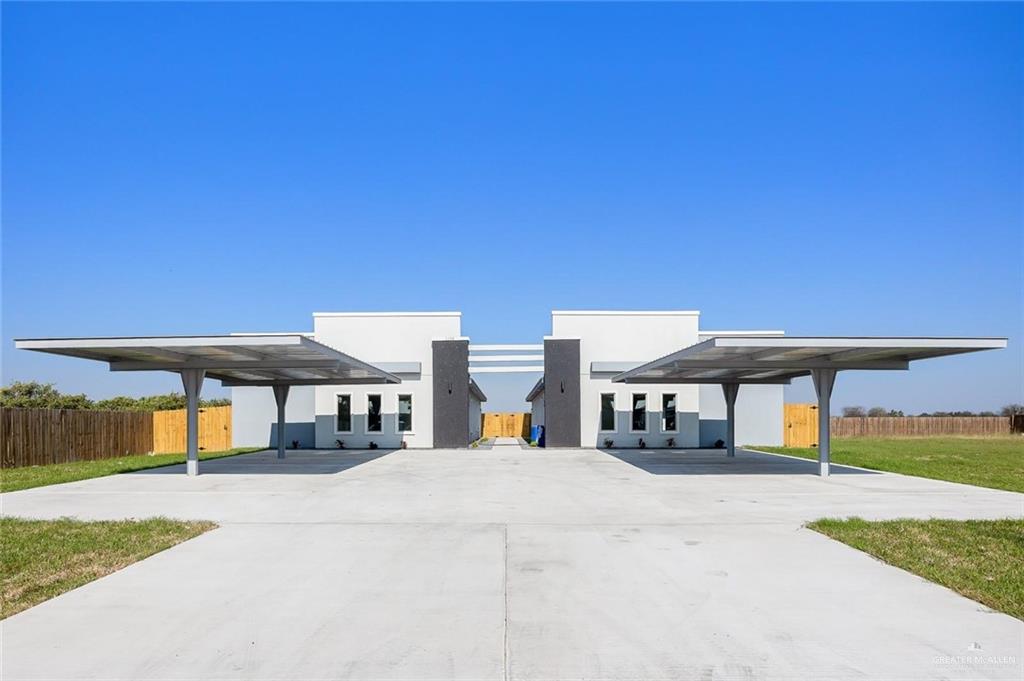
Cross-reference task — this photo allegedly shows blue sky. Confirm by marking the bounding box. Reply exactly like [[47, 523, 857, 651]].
[[2, 2, 1021, 412]]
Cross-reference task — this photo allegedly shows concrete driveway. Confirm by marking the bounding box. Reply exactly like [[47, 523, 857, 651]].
[[2, 447, 1022, 680]]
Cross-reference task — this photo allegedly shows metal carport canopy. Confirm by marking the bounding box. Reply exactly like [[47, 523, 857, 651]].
[[14, 334, 401, 474], [612, 336, 1008, 476]]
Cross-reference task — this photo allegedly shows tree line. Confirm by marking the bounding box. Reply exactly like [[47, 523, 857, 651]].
[[840, 404, 1023, 418], [0, 381, 231, 411]]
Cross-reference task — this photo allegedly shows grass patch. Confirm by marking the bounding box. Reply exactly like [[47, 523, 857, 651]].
[[1, 516, 215, 618], [754, 437, 1024, 493], [0, 448, 262, 493], [809, 517, 1024, 620]]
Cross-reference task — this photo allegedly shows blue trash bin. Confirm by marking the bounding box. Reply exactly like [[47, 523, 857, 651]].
[[537, 425, 545, 448], [529, 425, 540, 443]]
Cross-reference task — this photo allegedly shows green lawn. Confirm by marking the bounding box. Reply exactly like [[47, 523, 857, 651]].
[[809, 517, 1024, 620], [754, 437, 1024, 493], [0, 448, 262, 493], [1, 517, 215, 618]]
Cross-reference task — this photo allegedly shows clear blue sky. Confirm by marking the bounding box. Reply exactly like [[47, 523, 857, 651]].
[[2, 2, 1021, 413]]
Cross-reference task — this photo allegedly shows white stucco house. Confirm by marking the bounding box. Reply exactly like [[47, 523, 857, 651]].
[[526, 311, 785, 448], [232, 312, 486, 449]]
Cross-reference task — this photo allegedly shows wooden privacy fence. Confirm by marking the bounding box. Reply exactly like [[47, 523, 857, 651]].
[[831, 415, 1011, 438], [783, 404, 1014, 447], [783, 403, 819, 447], [481, 412, 531, 439], [1, 405, 233, 468], [1, 407, 153, 468], [152, 406, 232, 454]]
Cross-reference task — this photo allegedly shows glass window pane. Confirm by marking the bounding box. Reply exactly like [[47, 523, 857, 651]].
[[632, 394, 647, 431], [662, 394, 676, 432], [336, 395, 351, 432], [600, 393, 615, 431], [398, 394, 413, 432], [367, 394, 382, 432]]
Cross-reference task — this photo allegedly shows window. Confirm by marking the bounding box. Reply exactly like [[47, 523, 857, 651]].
[[631, 393, 648, 432], [336, 394, 352, 433], [367, 394, 382, 432], [600, 393, 616, 431], [662, 393, 677, 432], [397, 394, 413, 432]]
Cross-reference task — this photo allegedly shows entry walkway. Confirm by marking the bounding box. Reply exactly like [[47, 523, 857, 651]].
[[2, 447, 1022, 680]]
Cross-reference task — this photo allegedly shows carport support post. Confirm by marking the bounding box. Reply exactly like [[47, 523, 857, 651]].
[[811, 369, 837, 477], [273, 384, 290, 459], [721, 383, 739, 457], [181, 369, 205, 476]]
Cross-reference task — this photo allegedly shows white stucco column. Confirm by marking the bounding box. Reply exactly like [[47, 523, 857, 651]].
[[811, 369, 837, 477], [721, 382, 740, 457], [273, 384, 290, 459], [180, 369, 205, 476]]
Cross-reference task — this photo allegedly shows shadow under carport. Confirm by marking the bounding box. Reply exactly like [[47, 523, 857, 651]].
[[131, 448, 399, 475], [599, 447, 877, 476]]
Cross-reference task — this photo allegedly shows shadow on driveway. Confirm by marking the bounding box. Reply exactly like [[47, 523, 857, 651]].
[[131, 448, 400, 476], [599, 447, 878, 476]]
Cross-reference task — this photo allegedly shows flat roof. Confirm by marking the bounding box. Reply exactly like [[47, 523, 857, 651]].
[[313, 311, 461, 318], [14, 334, 401, 387], [612, 336, 1008, 384], [551, 310, 700, 317]]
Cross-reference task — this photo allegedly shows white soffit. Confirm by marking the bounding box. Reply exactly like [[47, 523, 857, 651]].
[[612, 336, 1008, 385], [14, 335, 401, 387]]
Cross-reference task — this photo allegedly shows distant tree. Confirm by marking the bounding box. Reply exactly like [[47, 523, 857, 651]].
[[1002, 404, 1024, 417], [842, 406, 866, 417], [94, 393, 230, 411], [867, 407, 888, 417], [1, 382, 230, 411], [887, 409, 905, 417], [0, 381, 92, 409]]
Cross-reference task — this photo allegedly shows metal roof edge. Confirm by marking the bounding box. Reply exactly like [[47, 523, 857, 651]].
[[551, 310, 700, 317], [313, 311, 462, 318]]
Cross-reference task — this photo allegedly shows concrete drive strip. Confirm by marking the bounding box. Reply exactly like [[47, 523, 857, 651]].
[[1, 447, 1022, 680]]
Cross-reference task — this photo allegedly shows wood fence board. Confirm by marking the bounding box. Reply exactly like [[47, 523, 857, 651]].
[[783, 405, 1012, 444], [0, 405, 232, 468], [481, 412, 531, 438], [0, 407, 153, 468], [152, 406, 232, 453], [783, 403, 819, 447], [830, 415, 1010, 438]]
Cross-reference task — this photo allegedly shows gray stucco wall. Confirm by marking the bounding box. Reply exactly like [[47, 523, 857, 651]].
[[543, 339, 581, 447], [432, 340, 470, 447]]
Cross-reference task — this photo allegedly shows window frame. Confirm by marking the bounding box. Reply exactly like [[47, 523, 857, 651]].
[[661, 392, 678, 434], [598, 392, 617, 433], [629, 392, 649, 434], [334, 392, 353, 435], [396, 393, 414, 434], [366, 393, 383, 433]]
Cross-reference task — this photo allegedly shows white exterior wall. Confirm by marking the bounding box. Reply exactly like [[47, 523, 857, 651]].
[[313, 312, 461, 449], [552, 311, 702, 448], [232, 384, 316, 448], [530, 394, 544, 427], [469, 395, 482, 441], [697, 383, 784, 447]]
